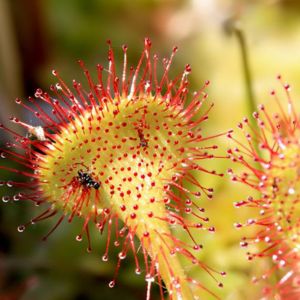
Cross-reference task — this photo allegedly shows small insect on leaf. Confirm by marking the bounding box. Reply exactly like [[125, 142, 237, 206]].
[[77, 170, 101, 190]]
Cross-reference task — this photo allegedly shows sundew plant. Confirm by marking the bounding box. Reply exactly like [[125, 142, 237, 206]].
[[228, 77, 300, 299], [0, 39, 226, 300]]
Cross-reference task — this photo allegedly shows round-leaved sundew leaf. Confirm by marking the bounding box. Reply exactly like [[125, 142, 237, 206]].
[[229, 76, 300, 299], [0, 38, 226, 300]]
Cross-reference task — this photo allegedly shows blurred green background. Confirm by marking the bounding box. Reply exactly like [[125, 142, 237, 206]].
[[1, 0, 300, 299]]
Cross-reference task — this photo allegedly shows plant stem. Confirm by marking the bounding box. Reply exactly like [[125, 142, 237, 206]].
[[233, 24, 261, 157], [140, 223, 194, 300], [234, 26, 257, 122], [113, 185, 195, 300]]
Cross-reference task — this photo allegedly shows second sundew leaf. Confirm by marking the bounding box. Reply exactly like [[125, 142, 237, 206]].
[[228, 76, 300, 299]]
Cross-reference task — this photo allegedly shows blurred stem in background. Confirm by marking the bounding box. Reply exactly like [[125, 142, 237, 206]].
[[233, 24, 257, 122], [234, 24, 263, 159], [224, 17, 260, 156], [0, 0, 23, 125]]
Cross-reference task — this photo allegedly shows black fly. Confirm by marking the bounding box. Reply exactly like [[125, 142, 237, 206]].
[[77, 170, 101, 190], [137, 129, 148, 148]]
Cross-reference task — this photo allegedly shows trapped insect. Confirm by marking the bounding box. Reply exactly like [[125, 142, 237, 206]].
[[137, 129, 148, 148], [77, 170, 101, 190]]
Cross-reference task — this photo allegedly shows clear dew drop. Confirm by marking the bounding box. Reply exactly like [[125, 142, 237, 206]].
[[145, 274, 154, 282], [234, 222, 242, 229], [194, 191, 201, 198], [279, 260, 286, 268], [208, 226, 215, 232], [185, 208, 192, 214], [164, 198, 171, 204], [135, 267, 141, 275], [1, 152, 6, 158], [272, 254, 278, 262], [6, 181, 13, 187], [240, 241, 248, 248], [55, 83, 62, 90], [108, 280, 115, 288], [76, 235, 82, 242], [102, 255, 108, 262], [172, 278, 180, 289], [13, 195, 20, 201], [118, 252, 126, 260], [193, 245, 201, 251], [17, 225, 25, 232], [288, 187, 295, 195], [185, 199, 192, 206], [2, 196, 10, 203], [144, 81, 150, 92]]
